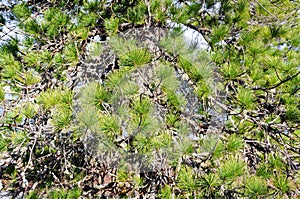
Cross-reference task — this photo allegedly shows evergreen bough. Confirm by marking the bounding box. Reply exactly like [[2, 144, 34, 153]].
[[0, 0, 299, 198]]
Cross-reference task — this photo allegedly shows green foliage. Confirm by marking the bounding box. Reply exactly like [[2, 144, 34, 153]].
[[0, 53, 22, 79], [151, 130, 172, 149], [105, 69, 140, 102], [26, 190, 39, 199], [99, 113, 120, 137], [268, 155, 284, 171], [37, 88, 73, 110], [121, 48, 152, 67], [78, 82, 110, 109], [227, 134, 244, 152], [15, 69, 40, 86], [104, 17, 119, 36], [66, 187, 82, 199], [158, 185, 173, 199], [60, 90, 74, 106], [127, 2, 147, 25], [156, 64, 179, 92], [39, 50, 53, 65], [177, 166, 198, 194], [170, 4, 190, 23], [200, 134, 219, 154], [245, 176, 268, 198], [133, 133, 153, 154], [274, 174, 290, 194], [166, 92, 186, 112], [0, 86, 4, 101], [5, 106, 23, 124], [177, 137, 194, 155], [117, 163, 131, 182], [236, 87, 256, 109], [161, 28, 192, 54], [195, 81, 211, 99], [53, 53, 63, 66], [51, 105, 73, 130], [44, 8, 69, 27], [150, 0, 170, 24], [21, 102, 37, 118], [218, 157, 245, 181], [40, 8, 70, 38], [110, 36, 152, 67], [256, 163, 272, 179], [0, 39, 19, 56], [105, 69, 127, 89], [23, 52, 38, 67], [87, 42, 102, 59], [22, 36, 34, 47], [295, 172, 300, 188], [22, 19, 40, 35], [12, 3, 30, 19], [11, 131, 28, 146], [210, 25, 230, 44], [122, 81, 139, 96], [177, 49, 214, 95], [220, 62, 243, 80], [77, 105, 99, 130], [286, 105, 300, 122], [0, 135, 7, 152], [1, 0, 300, 198], [199, 173, 221, 198], [165, 113, 179, 127], [37, 90, 62, 110], [47, 187, 81, 199], [213, 142, 225, 158], [249, 65, 264, 82], [110, 35, 139, 54], [132, 97, 152, 116], [63, 43, 78, 64]]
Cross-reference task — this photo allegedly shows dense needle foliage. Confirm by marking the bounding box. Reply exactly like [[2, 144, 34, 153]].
[[0, 0, 299, 198]]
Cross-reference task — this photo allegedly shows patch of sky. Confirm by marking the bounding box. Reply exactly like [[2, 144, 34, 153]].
[[3, 85, 19, 101], [167, 20, 209, 50], [183, 27, 209, 50]]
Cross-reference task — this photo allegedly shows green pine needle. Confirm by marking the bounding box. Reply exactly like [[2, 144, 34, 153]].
[[218, 157, 245, 181], [227, 134, 244, 152], [245, 176, 268, 198]]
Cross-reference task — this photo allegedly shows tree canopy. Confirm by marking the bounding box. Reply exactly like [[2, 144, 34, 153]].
[[0, 0, 299, 198]]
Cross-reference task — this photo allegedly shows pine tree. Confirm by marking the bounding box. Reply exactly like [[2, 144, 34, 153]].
[[0, 0, 299, 198]]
